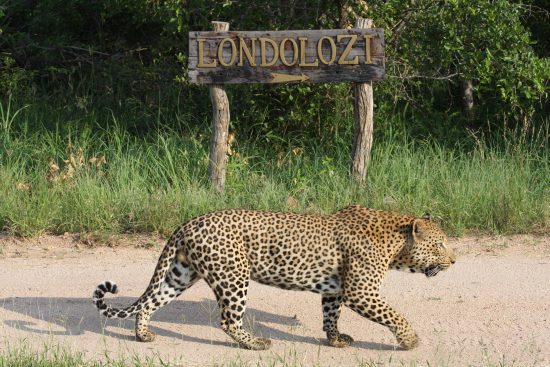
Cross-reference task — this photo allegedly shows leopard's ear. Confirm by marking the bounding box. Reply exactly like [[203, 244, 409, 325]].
[[421, 213, 432, 221], [412, 219, 427, 242]]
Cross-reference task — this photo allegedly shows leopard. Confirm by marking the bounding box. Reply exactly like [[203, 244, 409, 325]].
[[92, 205, 455, 350]]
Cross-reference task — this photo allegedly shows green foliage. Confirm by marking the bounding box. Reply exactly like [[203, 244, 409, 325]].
[[0, 0, 547, 139], [369, 0, 548, 121]]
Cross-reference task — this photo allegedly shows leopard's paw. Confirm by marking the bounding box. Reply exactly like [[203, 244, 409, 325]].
[[328, 333, 354, 348], [397, 331, 419, 350], [136, 330, 156, 343]]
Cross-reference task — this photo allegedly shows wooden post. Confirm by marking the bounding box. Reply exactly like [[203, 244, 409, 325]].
[[351, 18, 375, 183], [208, 21, 230, 192]]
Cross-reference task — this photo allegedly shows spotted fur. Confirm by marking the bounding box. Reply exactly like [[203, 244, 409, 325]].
[[92, 205, 455, 350]]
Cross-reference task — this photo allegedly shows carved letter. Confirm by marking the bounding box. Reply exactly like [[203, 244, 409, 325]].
[[260, 38, 279, 67], [364, 34, 373, 64], [279, 38, 298, 66], [197, 39, 217, 68], [218, 38, 237, 67], [238, 37, 257, 66], [298, 37, 318, 67], [337, 34, 359, 65], [317, 36, 337, 65]]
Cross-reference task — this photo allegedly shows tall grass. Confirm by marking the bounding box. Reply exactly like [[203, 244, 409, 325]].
[[0, 99, 548, 237]]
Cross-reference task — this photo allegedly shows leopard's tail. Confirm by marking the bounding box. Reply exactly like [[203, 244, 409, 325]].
[[92, 280, 133, 318], [92, 236, 179, 319]]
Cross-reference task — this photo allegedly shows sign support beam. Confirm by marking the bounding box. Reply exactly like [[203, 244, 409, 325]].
[[207, 21, 230, 192], [351, 18, 375, 183]]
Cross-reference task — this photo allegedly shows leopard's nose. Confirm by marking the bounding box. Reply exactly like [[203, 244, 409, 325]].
[[448, 249, 456, 264]]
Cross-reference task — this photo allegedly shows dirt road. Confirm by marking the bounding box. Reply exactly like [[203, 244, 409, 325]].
[[0, 234, 549, 366]]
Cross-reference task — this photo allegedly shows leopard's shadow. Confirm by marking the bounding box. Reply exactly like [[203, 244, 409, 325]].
[[0, 296, 395, 351]]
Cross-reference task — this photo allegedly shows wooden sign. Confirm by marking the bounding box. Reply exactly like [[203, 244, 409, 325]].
[[188, 29, 384, 84]]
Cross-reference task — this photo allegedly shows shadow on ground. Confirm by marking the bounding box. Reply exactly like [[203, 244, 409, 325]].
[[0, 296, 395, 351]]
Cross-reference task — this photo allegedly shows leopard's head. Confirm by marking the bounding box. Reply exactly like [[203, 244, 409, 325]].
[[391, 215, 456, 277]]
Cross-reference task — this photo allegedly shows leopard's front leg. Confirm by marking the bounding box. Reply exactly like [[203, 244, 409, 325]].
[[342, 255, 419, 350], [343, 291, 418, 350]]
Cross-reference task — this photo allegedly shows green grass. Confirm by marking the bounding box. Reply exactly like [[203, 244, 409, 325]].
[[0, 343, 90, 367], [0, 99, 548, 237], [0, 342, 166, 367], [0, 341, 540, 367]]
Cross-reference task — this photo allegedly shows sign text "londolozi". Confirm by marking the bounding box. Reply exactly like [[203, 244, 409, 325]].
[[188, 29, 385, 84]]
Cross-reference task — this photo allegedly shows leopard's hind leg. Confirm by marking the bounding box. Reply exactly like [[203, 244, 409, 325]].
[[135, 254, 199, 342], [322, 294, 354, 347], [204, 263, 271, 350]]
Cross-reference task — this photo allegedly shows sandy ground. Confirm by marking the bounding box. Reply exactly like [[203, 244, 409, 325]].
[[0, 234, 549, 366]]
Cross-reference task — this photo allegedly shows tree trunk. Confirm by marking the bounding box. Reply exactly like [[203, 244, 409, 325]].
[[462, 79, 474, 119], [338, 0, 349, 29]]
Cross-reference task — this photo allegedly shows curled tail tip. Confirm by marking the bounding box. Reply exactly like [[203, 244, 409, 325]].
[[92, 280, 135, 319], [104, 280, 119, 294], [92, 280, 119, 310], [96, 280, 118, 295]]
